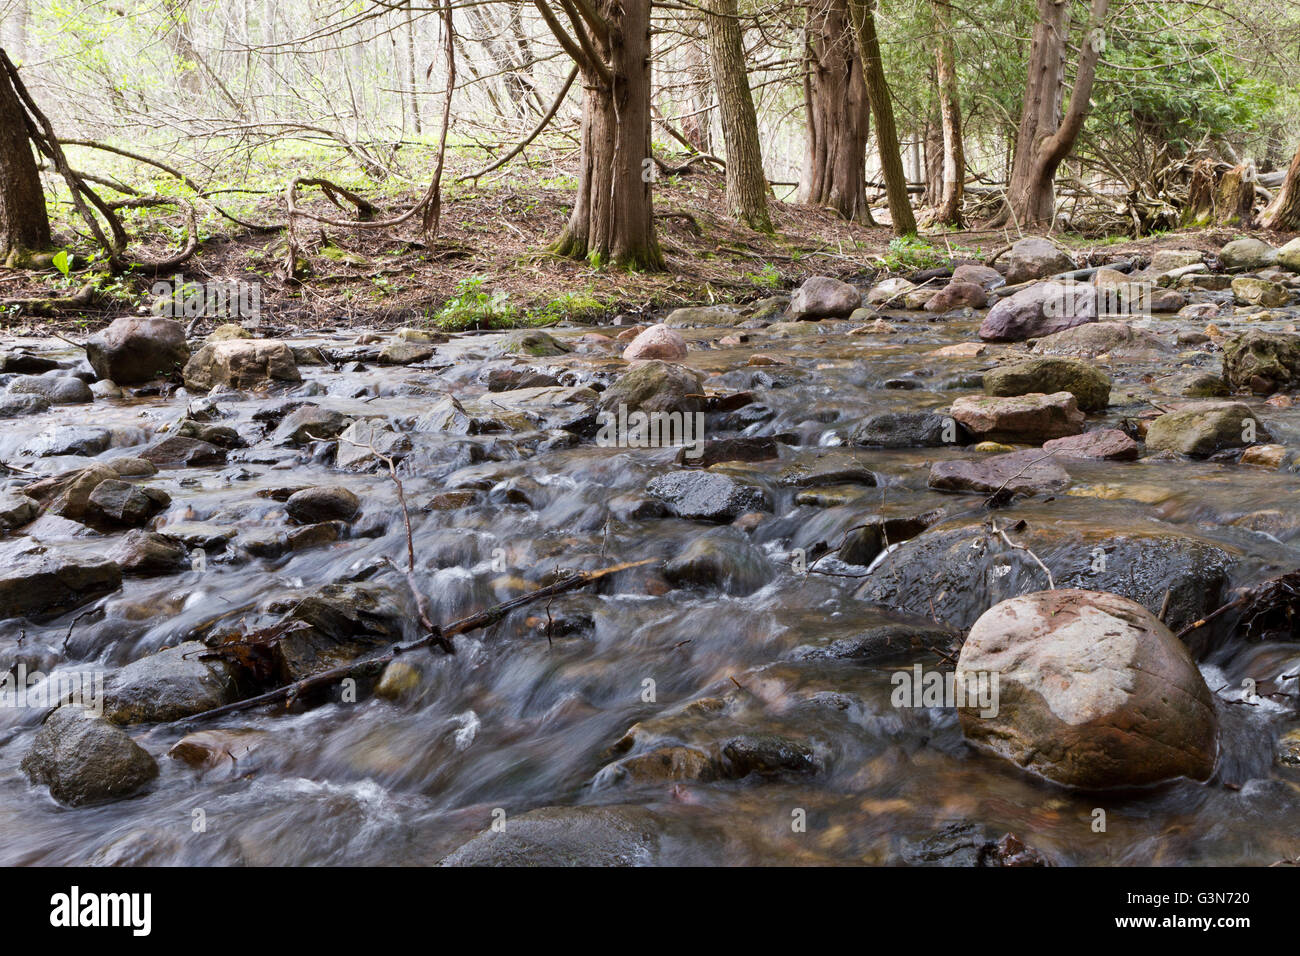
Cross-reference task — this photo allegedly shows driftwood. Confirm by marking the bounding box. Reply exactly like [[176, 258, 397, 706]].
[[176, 558, 655, 723], [1175, 568, 1300, 645]]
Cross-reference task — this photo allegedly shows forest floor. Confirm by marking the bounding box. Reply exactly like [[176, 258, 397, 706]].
[[1, 152, 1294, 335]]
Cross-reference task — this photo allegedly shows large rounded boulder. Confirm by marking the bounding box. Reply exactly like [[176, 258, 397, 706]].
[[956, 589, 1218, 789], [85, 316, 190, 384]]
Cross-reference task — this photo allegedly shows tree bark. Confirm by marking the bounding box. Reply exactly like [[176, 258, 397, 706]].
[[0, 49, 50, 264], [704, 0, 772, 232], [931, 0, 963, 226], [799, 0, 874, 224], [1262, 142, 1300, 231], [1001, 0, 1109, 228], [849, 0, 916, 235], [679, 30, 713, 154], [535, 0, 663, 270]]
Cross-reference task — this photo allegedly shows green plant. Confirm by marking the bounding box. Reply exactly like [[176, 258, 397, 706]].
[[432, 277, 518, 331], [51, 250, 71, 278], [743, 264, 782, 290], [881, 236, 945, 272]]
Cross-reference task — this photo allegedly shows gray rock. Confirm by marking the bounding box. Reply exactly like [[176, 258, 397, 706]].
[[1002, 237, 1075, 284], [983, 358, 1111, 411], [85, 480, 171, 526], [85, 316, 190, 384], [1219, 237, 1275, 270], [7, 374, 93, 404], [789, 275, 861, 320], [929, 450, 1071, 497], [645, 470, 770, 522], [0, 393, 51, 417], [22, 706, 158, 806], [598, 361, 705, 416], [0, 551, 122, 620], [20, 425, 112, 457], [440, 805, 669, 867], [285, 485, 360, 523], [1144, 401, 1271, 457], [1222, 330, 1300, 394], [102, 642, 239, 724], [979, 281, 1097, 342], [663, 529, 772, 595], [111, 530, 191, 575], [141, 435, 226, 468]]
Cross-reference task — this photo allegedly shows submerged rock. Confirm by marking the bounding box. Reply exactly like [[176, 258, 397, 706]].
[[645, 470, 770, 522], [439, 805, 671, 867], [102, 641, 240, 724], [663, 528, 772, 595], [22, 706, 158, 806], [956, 589, 1218, 789], [1028, 321, 1167, 359]]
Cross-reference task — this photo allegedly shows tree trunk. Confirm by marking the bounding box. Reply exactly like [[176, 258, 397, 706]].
[[540, 0, 663, 271], [705, 0, 772, 232], [404, 0, 421, 134], [799, 0, 874, 224], [0, 49, 50, 265], [1263, 142, 1300, 231], [1002, 0, 1109, 228], [931, 0, 964, 227], [849, 0, 916, 235], [679, 31, 712, 154]]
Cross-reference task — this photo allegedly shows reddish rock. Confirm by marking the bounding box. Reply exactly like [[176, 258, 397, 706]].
[[622, 324, 688, 361], [1042, 429, 1139, 461], [925, 281, 988, 313], [949, 391, 1085, 442]]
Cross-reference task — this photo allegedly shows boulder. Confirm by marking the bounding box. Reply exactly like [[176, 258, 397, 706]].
[[498, 329, 569, 357], [1222, 330, 1300, 394], [1041, 429, 1139, 461], [951, 263, 1004, 292], [1002, 237, 1075, 285], [6, 374, 92, 404], [622, 324, 687, 361], [20, 425, 112, 458], [789, 275, 861, 320], [924, 281, 987, 313], [1149, 250, 1203, 274], [85, 316, 190, 384], [1028, 321, 1168, 359], [22, 707, 158, 807], [983, 358, 1110, 411], [335, 419, 411, 469], [273, 406, 353, 445], [20, 463, 117, 520], [956, 589, 1218, 789], [979, 281, 1097, 342], [851, 411, 964, 448], [0, 551, 122, 620], [1144, 401, 1271, 457], [285, 486, 360, 523], [1219, 237, 1275, 270], [854, 514, 1235, 635], [663, 306, 746, 328], [1276, 236, 1300, 272], [0, 393, 51, 418], [440, 805, 671, 867], [111, 530, 191, 575], [0, 491, 38, 530], [182, 340, 302, 391], [141, 435, 226, 468], [378, 341, 434, 365], [1231, 276, 1290, 308], [272, 583, 405, 681], [929, 450, 1070, 497], [949, 392, 1085, 442], [865, 277, 915, 307], [645, 471, 770, 522], [102, 641, 240, 724], [598, 361, 704, 416], [85, 479, 170, 526]]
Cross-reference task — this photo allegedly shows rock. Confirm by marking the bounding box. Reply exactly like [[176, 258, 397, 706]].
[[664, 306, 746, 328], [1144, 401, 1271, 457], [0, 393, 51, 418], [175, 419, 242, 448], [498, 329, 569, 357], [483, 366, 560, 391], [1150, 250, 1203, 274], [929, 342, 987, 358], [335, 419, 411, 469], [156, 521, 237, 552], [378, 341, 434, 365], [0, 550, 121, 619], [0, 350, 64, 374], [956, 589, 1218, 789], [376, 660, 422, 700], [979, 281, 1096, 342], [904, 288, 939, 310], [1276, 237, 1300, 272], [440, 805, 670, 867], [273, 406, 353, 445], [855, 514, 1235, 636], [1240, 444, 1287, 469], [206, 323, 252, 341], [598, 360, 704, 416], [182, 340, 302, 391], [1041, 429, 1139, 461], [925, 281, 987, 313], [85, 316, 190, 384], [1277, 727, 1300, 766], [7, 374, 92, 404], [645, 470, 770, 522], [141, 435, 226, 468], [0, 491, 38, 530], [1182, 372, 1230, 398], [949, 392, 1085, 442], [111, 530, 191, 575], [20, 425, 112, 457], [1028, 321, 1168, 359], [273, 583, 404, 681], [983, 358, 1110, 412], [663, 528, 772, 596], [865, 277, 915, 306], [20, 463, 117, 520], [285, 486, 360, 523], [1002, 237, 1075, 284], [102, 642, 240, 724], [929, 450, 1070, 497], [1231, 276, 1290, 307], [21, 707, 158, 807], [789, 275, 861, 319], [1222, 330, 1300, 394], [951, 263, 1004, 292], [85, 479, 170, 526], [1149, 289, 1186, 312], [1219, 237, 1275, 270], [622, 324, 687, 361], [683, 436, 779, 468], [851, 411, 964, 448]]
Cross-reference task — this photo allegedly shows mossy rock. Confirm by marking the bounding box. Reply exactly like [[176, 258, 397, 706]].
[[983, 358, 1111, 412]]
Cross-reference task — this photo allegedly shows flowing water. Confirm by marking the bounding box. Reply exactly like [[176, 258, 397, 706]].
[[1, 300, 1298, 865]]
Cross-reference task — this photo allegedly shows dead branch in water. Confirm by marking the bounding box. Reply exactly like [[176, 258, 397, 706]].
[[175, 558, 655, 723]]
